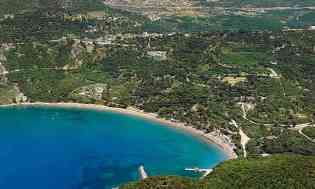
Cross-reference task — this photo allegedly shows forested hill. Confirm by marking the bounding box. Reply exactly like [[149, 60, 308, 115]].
[[121, 155, 315, 189]]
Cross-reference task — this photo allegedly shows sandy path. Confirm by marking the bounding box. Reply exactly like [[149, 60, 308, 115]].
[[230, 119, 250, 158], [239, 128, 250, 158]]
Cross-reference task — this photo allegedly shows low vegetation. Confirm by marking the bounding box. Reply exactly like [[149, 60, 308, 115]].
[[303, 127, 315, 139]]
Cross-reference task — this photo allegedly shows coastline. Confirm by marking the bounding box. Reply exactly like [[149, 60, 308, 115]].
[[0, 102, 238, 160]]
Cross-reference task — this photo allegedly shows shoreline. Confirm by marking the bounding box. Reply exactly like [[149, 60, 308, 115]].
[[0, 102, 238, 160]]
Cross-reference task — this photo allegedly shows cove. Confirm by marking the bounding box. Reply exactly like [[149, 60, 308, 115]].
[[0, 105, 228, 189]]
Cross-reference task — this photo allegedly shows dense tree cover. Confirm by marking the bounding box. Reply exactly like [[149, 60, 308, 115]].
[[121, 176, 197, 189], [0, 0, 34, 17], [262, 130, 315, 155], [0, 1, 147, 42], [0, 11, 83, 42], [121, 155, 315, 189]]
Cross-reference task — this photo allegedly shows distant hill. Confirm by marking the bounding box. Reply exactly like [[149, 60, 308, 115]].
[[1, 0, 315, 32], [100, 0, 315, 31], [103, 0, 207, 17], [102, 0, 315, 17], [209, 0, 315, 7], [121, 155, 315, 189], [0, 0, 106, 16]]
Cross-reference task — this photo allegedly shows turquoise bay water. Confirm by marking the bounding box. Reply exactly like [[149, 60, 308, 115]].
[[0, 105, 227, 189]]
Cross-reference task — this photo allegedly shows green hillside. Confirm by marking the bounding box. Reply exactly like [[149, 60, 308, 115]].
[[121, 155, 315, 189]]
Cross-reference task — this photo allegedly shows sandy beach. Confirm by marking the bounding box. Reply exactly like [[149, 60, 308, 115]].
[[0, 102, 238, 160]]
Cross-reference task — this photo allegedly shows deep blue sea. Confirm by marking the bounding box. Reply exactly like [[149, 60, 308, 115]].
[[0, 105, 227, 189]]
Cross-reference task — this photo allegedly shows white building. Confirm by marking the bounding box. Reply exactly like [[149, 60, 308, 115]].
[[309, 26, 315, 30]]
